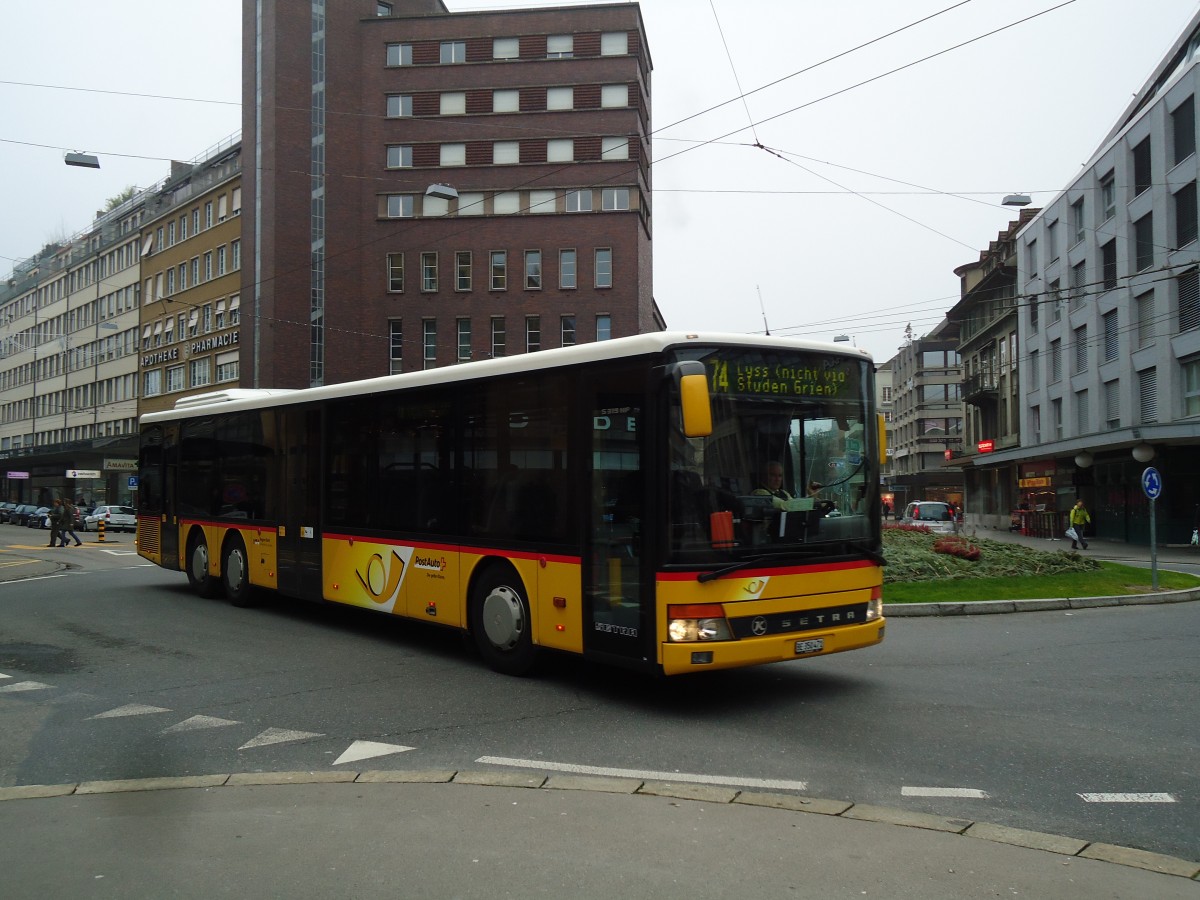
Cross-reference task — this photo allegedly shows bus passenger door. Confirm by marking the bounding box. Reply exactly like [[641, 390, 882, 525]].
[[277, 407, 323, 601], [584, 387, 652, 665]]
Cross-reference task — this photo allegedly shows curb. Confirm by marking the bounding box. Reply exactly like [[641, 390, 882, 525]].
[[884, 586, 1200, 617], [0, 770, 1195, 881]]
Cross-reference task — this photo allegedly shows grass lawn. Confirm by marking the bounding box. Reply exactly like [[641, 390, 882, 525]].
[[881, 526, 1200, 603], [884, 561, 1200, 604]]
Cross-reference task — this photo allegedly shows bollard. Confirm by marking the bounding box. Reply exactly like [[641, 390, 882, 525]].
[[98, 518, 106, 543]]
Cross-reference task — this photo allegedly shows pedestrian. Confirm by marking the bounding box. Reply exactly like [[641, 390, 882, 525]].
[[1069, 499, 1091, 550], [47, 498, 64, 548], [60, 499, 82, 547], [881, 500, 891, 520]]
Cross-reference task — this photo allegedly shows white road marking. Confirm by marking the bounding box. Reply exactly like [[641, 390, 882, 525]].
[[162, 715, 241, 734], [0, 681, 54, 693], [333, 740, 416, 766], [902, 786, 990, 799], [87, 704, 172, 720], [239, 728, 325, 750], [477, 756, 808, 791], [1078, 792, 1177, 803], [0, 672, 10, 680]]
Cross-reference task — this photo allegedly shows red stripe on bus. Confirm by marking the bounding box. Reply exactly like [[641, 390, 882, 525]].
[[656, 559, 876, 582], [322, 532, 580, 566]]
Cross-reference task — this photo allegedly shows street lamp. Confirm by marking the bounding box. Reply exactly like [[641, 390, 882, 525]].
[[1131, 443, 1156, 463], [425, 183, 458, 201], [64, 152, 100, 169], [1002, 193, 1031, 207]]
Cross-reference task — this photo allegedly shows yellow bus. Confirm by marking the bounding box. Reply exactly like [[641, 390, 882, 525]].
[[137, 332, 886, 676]]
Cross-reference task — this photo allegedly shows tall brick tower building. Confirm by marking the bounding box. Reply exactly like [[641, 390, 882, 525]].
[[242, 0, 660, 387]]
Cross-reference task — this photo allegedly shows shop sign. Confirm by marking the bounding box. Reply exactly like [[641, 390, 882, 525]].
[[7, 471, 29, 479], [977, 439, 995, 453], [1018, 476, 1052, 488], [66, 469, 102, 479], [105, 459, 138, 472]]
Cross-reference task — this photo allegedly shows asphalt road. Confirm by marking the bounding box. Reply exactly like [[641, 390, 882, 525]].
[[0, 538, 1196, 862]]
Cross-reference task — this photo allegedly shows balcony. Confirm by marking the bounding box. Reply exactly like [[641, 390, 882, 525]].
[[962, 370, 998, 406]]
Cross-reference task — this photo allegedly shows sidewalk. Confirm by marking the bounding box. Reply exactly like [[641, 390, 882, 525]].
[[0, 772, 1196, 898], [955, 519, 1200, 566]]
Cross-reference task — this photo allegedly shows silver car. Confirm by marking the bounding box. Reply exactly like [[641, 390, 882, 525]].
[[83, 505, 137, 533], [899, 501, 958, 534]]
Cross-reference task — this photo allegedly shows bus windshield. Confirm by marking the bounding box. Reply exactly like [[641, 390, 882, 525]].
[[666, 346, 875, 564]]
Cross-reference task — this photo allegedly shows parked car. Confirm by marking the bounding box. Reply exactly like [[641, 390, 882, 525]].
[[0, 502, 17, 523], [10, 504, 40, 527], [27, 506, 50, 528], [83, 505, 137, 533], [899, 501, 958, 534]]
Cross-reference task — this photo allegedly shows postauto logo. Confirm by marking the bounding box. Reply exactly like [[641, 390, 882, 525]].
[[413, 553, 448, 572]]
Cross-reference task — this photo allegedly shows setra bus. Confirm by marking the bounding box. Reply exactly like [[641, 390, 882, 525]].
[[137, 332, 886, 676]]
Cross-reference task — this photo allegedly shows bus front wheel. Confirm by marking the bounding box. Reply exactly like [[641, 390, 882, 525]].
[[470, 567, 537, 676], [222, 536, 255, 607], [186, 533, 220, 598]]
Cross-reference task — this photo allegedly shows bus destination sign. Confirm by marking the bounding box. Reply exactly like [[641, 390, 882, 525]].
[[708, 358, 852, 398]]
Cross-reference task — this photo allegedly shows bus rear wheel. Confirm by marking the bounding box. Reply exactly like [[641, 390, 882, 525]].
[[186, 533, 220, 598], [470, 567, 537, 676], [222, 536, 255, 607]]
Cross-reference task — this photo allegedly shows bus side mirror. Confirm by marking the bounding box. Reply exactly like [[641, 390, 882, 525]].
[[680, 372, 712, 437], [877, 413, 888, 466]]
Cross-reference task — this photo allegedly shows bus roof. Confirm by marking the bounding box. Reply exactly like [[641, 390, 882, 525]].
[[140, 331, 874, 425]]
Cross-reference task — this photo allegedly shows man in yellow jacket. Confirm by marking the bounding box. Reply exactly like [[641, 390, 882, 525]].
[[1069, 500, 1091, 550]]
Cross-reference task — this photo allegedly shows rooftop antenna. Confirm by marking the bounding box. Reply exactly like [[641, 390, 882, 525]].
[[756, 285, 771, 335]]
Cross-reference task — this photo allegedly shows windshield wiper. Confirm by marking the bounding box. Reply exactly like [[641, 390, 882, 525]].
[[697, 555, 773, 584], [843, 539, 886, 567]]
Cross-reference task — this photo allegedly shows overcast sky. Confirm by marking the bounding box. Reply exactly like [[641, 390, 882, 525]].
[[3, 0, 1197, 365]]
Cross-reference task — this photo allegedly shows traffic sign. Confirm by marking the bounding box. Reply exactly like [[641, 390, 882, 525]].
[[1141, 467, 1162, 501]]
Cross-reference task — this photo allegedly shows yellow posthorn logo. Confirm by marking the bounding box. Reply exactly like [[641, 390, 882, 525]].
[[356, 549, 406, 606]]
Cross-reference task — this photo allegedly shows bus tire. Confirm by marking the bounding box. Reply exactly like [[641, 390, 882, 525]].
[[470, 566, 537, 676], [186, 532, 220, 598], [222, 535, 256, 608]]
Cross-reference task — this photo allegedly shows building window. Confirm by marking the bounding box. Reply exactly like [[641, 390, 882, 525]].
[[1071, 197, 1085, 245], [493, 37, 519, 59], [1050, 279, 1062, 322], [440, 91, 465, 115], [565, 189, 591, 212], [1173, 95, 1195, 166], [493, 141, 520, 164], [441, 143, 466, 166], [494, 192, 520, 214], [204, 252, 213, 282], [545, 86, 573, 111], [191, 257, 199, 286], [386, 43, 411, 66], [1132, 137, 1152, 196], [600, 32, 628, 56], [1047, 220, 1058, 261], [601, 84, 628, 108], [422, 320, 437, 370], [1073, 325, 1088, 374], [596, 314, 612, 341], [1027, 239, 1038, 277], [377, 3, 393, 14], [493, 89, 519, 113], [1101, 240, 1117, 289], [165, 365, 185, 393], [229, 295, 240, 325], [1052, 398, 1063, 440], [179, 214, 188, 241], [216, 352, 238, 383], [1138, 368, 1158, 423], [1183, 358, 1200, 416], [1134, 213, 1154, 271], [456, 192, 484, 216], [455, 251, 472, 291], [1076, 389, 1089, 434], [1029, 405, 1040, 443], [561, 315, 576, 346], [1069, 260, 1086, 308], [231, 239, 241, 270], [387, 252, 404, 292], [387, 195, 414, 218], [560, 249, 577, 289], [1049, 339, 1062, 382], [602, 188, 630, 210], [546, 34, 573, 58], [215, 300, 226, 330], [388, 321, 402, 374], [1103, 309, 1119, 360], [1180, 268, 1200, 332], [386, 145, 412, 168], [143, 369, 162, 397], [205, 201, 214, 228], [491, 317, 506, 358], [216, 246, 226, 276], [601, 136, 629, 160], [529, 190, 555, 213], [526, 315, 541, 352], [1174, 181, 1198, 247], [1136, 290, 1155, 346], [488, 251, 508, 290], [440, 41, 465, 64], [386, 94, 412, 117], [421, 252, 438, 292], [524, 250, 542, 289], [595, 248, 612, 288], [1100, 171, 1116, 221], [454, 318, 471, 362], [1028, 295, 1039, 332], [189, 357, 211, 388], [547, 139, 574, 162], [192, 208, 200, 234]]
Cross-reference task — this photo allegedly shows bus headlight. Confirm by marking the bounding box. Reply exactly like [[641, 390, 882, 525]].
[[866, 586, 883, 621], [667, 605, 732, 642]]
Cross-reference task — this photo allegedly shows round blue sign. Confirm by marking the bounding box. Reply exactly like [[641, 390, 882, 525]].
[[1141, 466, 1162, 500]]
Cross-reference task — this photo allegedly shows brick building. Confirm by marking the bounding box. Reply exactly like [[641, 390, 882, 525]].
[[242, 0, 662, 387]]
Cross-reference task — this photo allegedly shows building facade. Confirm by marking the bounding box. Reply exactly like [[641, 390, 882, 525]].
[[1005, 15, 1200, 545], [137, 141, 244, 415], [884, 321, 964, 512], [243, 0, 661, 388]]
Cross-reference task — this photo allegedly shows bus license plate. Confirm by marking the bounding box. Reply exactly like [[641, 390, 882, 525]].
[[795, 638, 824, 655]]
